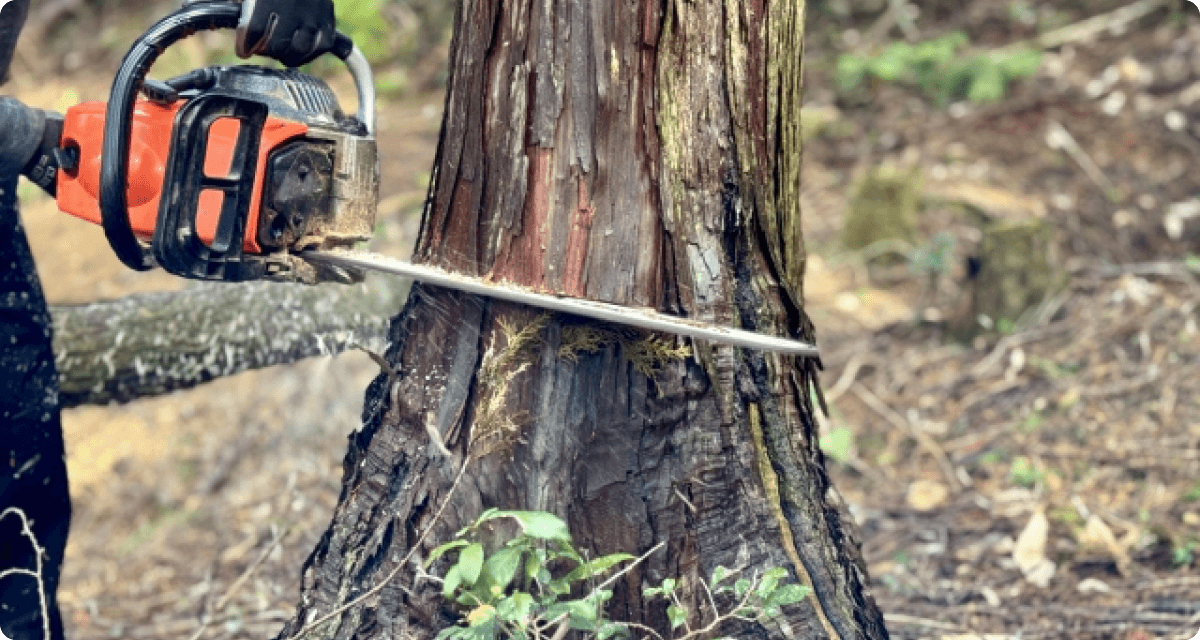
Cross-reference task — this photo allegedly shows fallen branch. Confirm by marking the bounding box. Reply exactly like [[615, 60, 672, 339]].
[[51, 279, 403, 408], [1026, 0, 1170, 51]]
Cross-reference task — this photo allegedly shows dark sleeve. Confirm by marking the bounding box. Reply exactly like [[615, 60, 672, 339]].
[[1, 11, 71, 636], [0, 0, 30, 86], [0, 96, 44, 178], [0, 173, 70, 640]]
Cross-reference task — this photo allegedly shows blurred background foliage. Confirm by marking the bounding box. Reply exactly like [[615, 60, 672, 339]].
[[16, 0, 458, 99]]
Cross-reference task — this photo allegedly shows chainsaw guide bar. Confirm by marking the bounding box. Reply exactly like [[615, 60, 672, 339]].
[[302, 250, 820, 357]]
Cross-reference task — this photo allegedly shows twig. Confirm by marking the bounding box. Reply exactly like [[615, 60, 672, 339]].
[[674, 487, 697, 513], [864, 0, 920, 43], [189, 558, 224, 640], [289, 459, 471, 639], [216, 525, 290, 610], [971, 323, 1071, 378], [546, 613, 570, 640], [825, 350, 867, 404], [588, 542, 666, 598], [1018, 0, 1170, 51], [1046, 120, 1118, 199], [883, 612, 964, 632], [0, 508, 51, 640], [850, 384, 961, 492]]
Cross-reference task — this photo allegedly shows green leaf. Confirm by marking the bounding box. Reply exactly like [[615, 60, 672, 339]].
[[443, 565, 463, 599], [762, 606, 781, 619], [458, 543, 484, 586], [642, 586, 662, 598], [435, 625, 469, 640], [967, 61, 1005, 103], [837, 55, 869, 90], [471, 508, 502, 526], [711, 565, 731, 586], [426, 540, 469, 569], [767, 583, 811, 607], [819, 427, 854, 465], [996, 48, 1042, 78], [496, 592, 534, 624], [598, 622, 630, 640], [524, 549, 543, 583], [544, 600, 599, 631], [667, 604, 687, 630], [467, 605, 497, 627], [869, 53, 908, 83], [568, 599, 599, 630], [661, 578, 677, 595], [757, 568, 787, 600], [733, 578, 752, 598], [491, 511, 572, 541], [564, 553, 635, 583], [484, 546, 522, 591], [551, 539, 583, 564]]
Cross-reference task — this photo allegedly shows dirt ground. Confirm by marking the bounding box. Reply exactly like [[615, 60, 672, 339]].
[[7, 1, 1200, 639]]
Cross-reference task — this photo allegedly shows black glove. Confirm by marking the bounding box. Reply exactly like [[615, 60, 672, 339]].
[[22, 110, 64, 197], [236, 0, 337, 68], [0, 97, 61, 197]]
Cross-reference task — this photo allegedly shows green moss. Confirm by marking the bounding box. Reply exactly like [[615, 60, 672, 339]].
[[842, 167, 921, 252], [959, 218, 1061, 339]]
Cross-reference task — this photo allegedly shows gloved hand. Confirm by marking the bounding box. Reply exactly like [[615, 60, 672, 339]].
[[0, 97, 61, 197], [235, 0, 337, 68]]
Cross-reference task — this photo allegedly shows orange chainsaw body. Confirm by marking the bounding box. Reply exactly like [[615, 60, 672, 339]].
[[56, 100, 308, 254]]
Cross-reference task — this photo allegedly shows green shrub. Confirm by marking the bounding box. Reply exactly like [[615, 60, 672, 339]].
[[431, 509, 811, 639], [838, 32, 1042, 104]]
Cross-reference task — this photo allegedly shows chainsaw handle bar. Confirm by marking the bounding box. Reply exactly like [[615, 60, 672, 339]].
[[99, 0, 372, 272]]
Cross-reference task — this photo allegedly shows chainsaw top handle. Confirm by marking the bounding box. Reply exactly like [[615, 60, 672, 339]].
[[99, 0, 374, 272]]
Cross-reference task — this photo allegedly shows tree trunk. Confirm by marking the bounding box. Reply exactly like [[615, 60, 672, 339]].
[[279, 1, 888, 639], [51, 280, 399, 407]]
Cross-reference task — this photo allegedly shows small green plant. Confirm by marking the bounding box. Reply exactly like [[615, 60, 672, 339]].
[[1172, 541, 1197, 568], [1008, 456, 1045, 488], [1184, 483, 1200, 503], [1017, 411, 1043, 434], [1048, 505, 1083, 527], [838, 32, 1042, 104], [906, 232, 956, 278], [819, 427, 855, 466], [431, 510, 810, 639]]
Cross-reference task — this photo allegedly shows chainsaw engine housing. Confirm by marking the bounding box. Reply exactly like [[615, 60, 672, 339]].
[[53, 2, 377, 283]]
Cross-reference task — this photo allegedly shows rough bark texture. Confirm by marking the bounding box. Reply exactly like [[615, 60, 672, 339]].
[[51, 280, 399, 407], [279, 1, 888, 639]]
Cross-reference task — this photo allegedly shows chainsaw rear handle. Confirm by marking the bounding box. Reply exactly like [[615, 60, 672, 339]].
[[99, 0, 374, 272]]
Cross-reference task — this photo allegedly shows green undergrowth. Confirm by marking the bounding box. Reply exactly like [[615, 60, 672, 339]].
[[838, 32, 1042, 104], [431, 510, 811, 640]]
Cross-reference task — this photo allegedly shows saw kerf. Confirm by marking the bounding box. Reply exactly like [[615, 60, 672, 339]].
[[302, 250, 820, 357]]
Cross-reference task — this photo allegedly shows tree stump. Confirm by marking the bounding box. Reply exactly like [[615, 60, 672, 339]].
[[964, 219, 1059, 336]]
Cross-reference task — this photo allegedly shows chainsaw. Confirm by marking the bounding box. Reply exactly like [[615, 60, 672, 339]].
[[43, 1, 817, 357]]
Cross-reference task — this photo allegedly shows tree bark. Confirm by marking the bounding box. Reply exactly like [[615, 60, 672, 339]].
[[51, 280, 399, 407], [280, 1, 888, 639]]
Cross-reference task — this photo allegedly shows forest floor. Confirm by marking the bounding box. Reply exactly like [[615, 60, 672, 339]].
[[7, 1, 1200, 639]]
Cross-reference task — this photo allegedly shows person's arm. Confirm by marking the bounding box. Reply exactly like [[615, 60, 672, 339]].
[[0, 0, 31, 86], [236, 0, 338, 67], [0, 97, 61, 196]]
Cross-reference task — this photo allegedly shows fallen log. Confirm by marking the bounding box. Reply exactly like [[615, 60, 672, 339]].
[[51, 278, 402, 408]]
